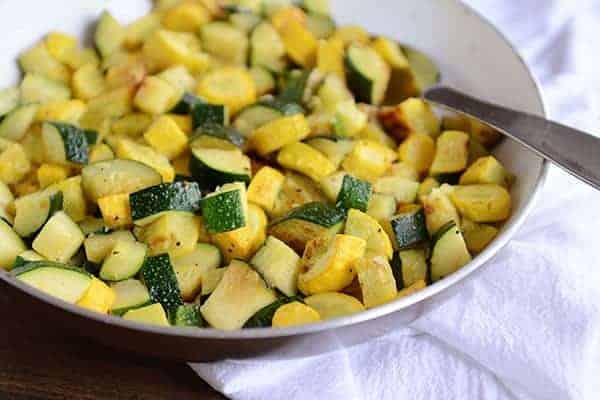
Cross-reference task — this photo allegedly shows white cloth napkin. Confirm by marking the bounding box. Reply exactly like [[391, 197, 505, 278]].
[[191, 1, 600, 399]]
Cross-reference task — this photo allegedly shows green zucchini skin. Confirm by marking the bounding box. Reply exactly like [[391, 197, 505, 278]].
[[140, 254, 183, 315], [189, 148, 251, 190], [273, 202, 346, 228], [391, 207, 429, 249], [21, 191, 63, 240], [279, 70, 310, 104], [259, 98, 304, 116], [172, 93, 204, 115], [84, 130, 99, 145], [190, 123, 246, 149], [336, 175, 372, 212], [390, 252, 404, 290], [201, 188, 246, 234], [173, 304, 206, 327], [49, 122, 91, 165], [191, 103, 228, 129], [345, 54, 373, 104], [391, 250, 429, 290], [243, 295, 303, 328], [129, 181, 202, 222]]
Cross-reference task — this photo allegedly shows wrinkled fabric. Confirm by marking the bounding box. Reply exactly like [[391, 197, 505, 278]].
[[191, 1, 600, 399]]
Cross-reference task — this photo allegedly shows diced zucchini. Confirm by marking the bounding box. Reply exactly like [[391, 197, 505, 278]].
[[171, 92, 203, 115], [316, 38, 345, 82], [345, 43, 390, 105], [277, 142, 335, 182], [32, 211, 84, 263], [196, 67, 256, 115], [19, 43, 70, 84], [461, 218, 499, 254], [403, 45, 441, 95], [344, 209, 393, 259], [373, 176, 420, 204], [211, 203, 266, 262], [48, 176, 87, 223], [249, 114, 310, 156], [129, 181, 202, 225], [251, 236, 301, 297], [190, 147, 251, 189], [20, 73, 70, 104], [140, 254, 183, 314], [89, 144, 114, 163], [138, 211, 202, 257], [201, 260, 277, 330], [84, 230, 136, 264], [358, 120, 396, 149], [42, 122, 90, 166], [0, 87, 20, 118], [162, 1, 210, 32], [305, 13, 335, 39], [331, 24, 369, 45], [122, 303, 170, 326], [355, 254, 397, 308], [14, 261, 92, 303], [201, 22, 248, 65], [191, 103, 229, 129], [201, 182, 248, 234], [229, 12, 262, 33], [115, 138, 175, 182], [390, 205, 429, 249], [269, 202, 345, 252], [242, 295, 298, 328], [272, 172, 328, 218], [272, 301, 321, 328], [398, 132, 436, 174], [342, 140, 396, 181], [306, 137, 355, 169], [449, 184, 511, 223], [134, 76, 179, 115], [469, 119, 502, 148], [143, 29, 210, 73], [379, 98, 440, 141], [0, 142, 32, 184], [81, 159, 162, 203], [0, 181, 14, 224], [336, 174, 372, 212], [247, 166, 285, 213], [430, 131, 470, 175], [250, 22, 287, 73], [319, 171, 345, 202], [201, 267, 225, 296], [233, 104, 283, 137], [99, 239, 147, 282], [13, 190, 63, 238], [173, 304, 205, 327], [272, 7, 318, 67], [418, 177, 440, 198], [0, 104, 38, 141], [171, 243, 222, 300], [76, 277, 116, 314], [250, 66, 276, 96], [303, 292, 364, 320], [0, 219, 26, 270], [460, 156, 509, 186], [430, 222, 471, 282], [397, 279, 427, 299], [388, 162, 419, 182], [317, 73, 352, 114], [110, 279, 151, 315], [72, 63, 105, 102], [298, 234, 366, 295], [422, 187, 460, 236], [391, 249, 428, 289], [189, 124, 245, 151], [124, 12, 162, 49], [143, 115, 189, 160], [95, 11, 125, 57], [334, 100, 368, 137], [366, 193, 396, 221]]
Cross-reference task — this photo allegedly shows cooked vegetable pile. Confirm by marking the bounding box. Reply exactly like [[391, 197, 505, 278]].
[[0, 0, 514, 330]]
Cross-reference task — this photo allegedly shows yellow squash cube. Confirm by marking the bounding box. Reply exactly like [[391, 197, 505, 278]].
[[142, 29, 210, 73], [272, 301, 321, 328], [196, 67, 257, 115], [355, 254, 397, 309], [36, 100, 87, 124], [89, 144, 115, 163], [249, 114, 310, 156], [397, 132, 436, 174], [0, 143, 31, 185], [37, 163, 70, 188], [98, 193, 132, 229], [45, 32, 77, 62], [247, 166, 285, 214], [86, 86, 135, 119], [162, 1, 211, 32], [143, 115, 188, 159], [77, 278, 116, 314], [379, 98, 440, 140], [134, 76, 179, 115], [139, 212, 202, 257], [317, 38, 345, 81], [430, 130, 470, 175], [112, 113, 154, 137], [72, 63, 106, 101], [341, 140, 396, 181], [277, 142, 335, 182], [115, 138, 175, 182], [211, 204, 267, 263]]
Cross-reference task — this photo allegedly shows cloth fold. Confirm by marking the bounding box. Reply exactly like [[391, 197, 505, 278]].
[[192, 1, 600, 398]]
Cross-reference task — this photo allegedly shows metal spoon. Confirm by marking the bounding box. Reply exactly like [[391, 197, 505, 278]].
[[424, 86, 600, 190]]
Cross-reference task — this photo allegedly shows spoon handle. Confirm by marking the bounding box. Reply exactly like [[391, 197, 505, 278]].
[[424, 86, 600, 190]]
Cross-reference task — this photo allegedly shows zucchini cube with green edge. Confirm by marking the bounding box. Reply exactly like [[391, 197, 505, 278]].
[[189, 123, 246, 151], [342, 140, 397, 181], [304, 292, 365, 320], [0, 142, 32, 184], [0, 219, 26, 269], [200, 260, 277, 330], [42, 122, 90, 165], [140, 254, 183, 314], [32, 211, 84, 263], [336, 174, 372, 212], [190, 147, 251, 189], [0, 104, 38, 141], [98, 193, 132, 229], [48, 176, 88, 223], [344, 209, 393, 259], [390, 205, 429, 249], [355, 254, 398, 309], [250, 236, 301, 297], [334, 100, 368, 137], [345, 43, 390, 105], [250, 22, 287, 74], [272, 301, 321, 328], [250, 66, 276, 96], [211, 203, 267, 263], [84, 230, 136, 264], [13, 190, 63, 238], [143, 115, 189, 160], [391, 249, 428, 290], [422, 187, 460, 235], [268, 202, 346, 253], [174, 304, 205, 327], [134, 76, 180, 115], [366, 193, 396, 221], [172, 93, 204, 115], [191, 103, 229, 129], [277, 142, 335, 182], [249, 114, 310, 156], [81, 159, 163, 203], [373, 176, 420, 204], [449, 184, 511, 223], [461, 218, 499, 254], [129, 181, 202, 225], [247, 166, 285, 214], [430, 222, 472, 282], [430, 130, 470, 175], [378, 98, 441, 140], [306, 137, 355, 169], [109, 279, 151, 316], [201, 182, 248, 234], [115, 138, 175, 183], [122, 303, 170, 327], [14, 262, 92, 303], [138, 212, 203, 257], [99, 240, 148, 282], [171, 243, 222, 301], [233, 103, 283, 137], [298, 234, 367, 295], [320, 172, 345, 202], [76, 277, 116, 314]]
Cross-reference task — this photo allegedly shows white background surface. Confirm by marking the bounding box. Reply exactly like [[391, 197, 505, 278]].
[[191, 1, 600, 399]]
